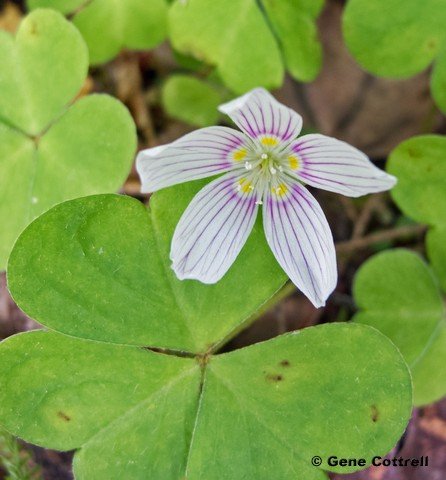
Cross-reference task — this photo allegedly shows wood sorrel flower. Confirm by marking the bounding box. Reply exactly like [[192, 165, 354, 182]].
[[137, 88, 396, 307]]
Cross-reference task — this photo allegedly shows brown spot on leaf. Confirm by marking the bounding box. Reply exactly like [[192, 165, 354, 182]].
[[29, 21, 38, 35], [57, 411, 71, 422], [407, 147, 421, 158], [426, 38, 438, 51], [266, 373, 284, 382], [370, 405, 379, 423], [279, 360, 291, 367]]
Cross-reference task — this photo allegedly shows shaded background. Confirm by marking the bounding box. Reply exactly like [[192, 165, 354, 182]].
[[0, 0, 445, 478]]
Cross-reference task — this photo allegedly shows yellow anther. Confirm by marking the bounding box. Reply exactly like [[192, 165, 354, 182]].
[[272, 183, 289, 197], [238, 178, 254, 194], [288, 155, 300, 170], [233, 148, 248, 162], [261, 136, 279, 147]]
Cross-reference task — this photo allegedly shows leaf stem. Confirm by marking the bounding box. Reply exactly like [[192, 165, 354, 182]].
[[143, 346, 196, 359], [113, 51, 157, 147], [335, 224, 426, 254]]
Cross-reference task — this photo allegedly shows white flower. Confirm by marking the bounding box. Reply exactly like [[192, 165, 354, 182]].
[[137, 88, 396, 307]]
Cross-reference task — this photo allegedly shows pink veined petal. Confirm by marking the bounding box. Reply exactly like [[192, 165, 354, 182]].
[[170, 172, 260, 283], [263, 179, 337, 308], [218, 88, 303, 145], [136, 126, 251, 193], [289, 134, 397, 197]]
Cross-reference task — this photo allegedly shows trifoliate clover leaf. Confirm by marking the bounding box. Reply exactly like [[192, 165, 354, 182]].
[[0, 9, 136, 269], [2, 183, 414, 477], [353, 249, 446, 406], [168, 0, 323, 93], [162, 75, 223, 127], [0, 324, 412, 479], [387, 135, 446, 290], [7, 186, 287, 353], [27, 0, 169, 64], [343, 0, 446, 113]]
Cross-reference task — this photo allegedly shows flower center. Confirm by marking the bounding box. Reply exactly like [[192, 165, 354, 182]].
[[259, 152, 283, 176], [243, 150, 283, 179], [235, 139, 302, 201]]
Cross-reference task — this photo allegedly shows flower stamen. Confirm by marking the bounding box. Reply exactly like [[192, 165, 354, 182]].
[[288, 155, 300, 170], [233, 148, 248, 162]]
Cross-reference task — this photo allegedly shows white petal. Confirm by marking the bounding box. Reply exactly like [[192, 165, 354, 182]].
[[263, 179, 337, 307], [218, 88, 303, 145], [136, 126, 251, 193], [289, 134, 397, 197], [171, 172, 260, 283]]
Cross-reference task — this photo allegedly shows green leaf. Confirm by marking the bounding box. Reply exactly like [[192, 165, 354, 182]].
[[190, 323, 411, 477], [387, 135, 446, 227], [431, 50, 446, 113], [0, 323, 412, 478], [168, 0, 324, 90], [261, 0, 322, 82], [0, 330, 200, 453], [29, 95, 136, 216], [343, 0, 445, 78], [410, 324, 446, 408], [27, 0, 168, 64], [8, 188, 287, 353], [169, 0, 284, 93], [0, 9, 88, 135], [342, 0, 446, 112], [353, 249, 446, 406], [27, 0, 86, 15], [162, 75, 223, 127], [289, 0, 325, 19], [427, 226, 446, 292], [0, 10, 136, 269], [0, 124, 35, 274], [72, 0, 168, 64]]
